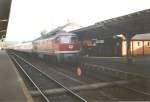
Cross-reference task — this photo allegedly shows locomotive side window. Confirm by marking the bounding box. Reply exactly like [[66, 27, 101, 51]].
[[55, 37, 60, 43]]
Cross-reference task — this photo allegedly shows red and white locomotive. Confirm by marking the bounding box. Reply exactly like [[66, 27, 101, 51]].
[[11, 24, 80, 63], [32, 31, 80, 62]]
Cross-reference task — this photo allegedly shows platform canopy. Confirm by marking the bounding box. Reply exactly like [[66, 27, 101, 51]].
[[71, 9, 150, 40], [0, 0, 12, 39]]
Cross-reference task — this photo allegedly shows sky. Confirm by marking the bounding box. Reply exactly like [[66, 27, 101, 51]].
[[6, 0, 150, 41]]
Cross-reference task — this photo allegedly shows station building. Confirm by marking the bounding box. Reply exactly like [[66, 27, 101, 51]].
[[80, 34, 150, 57], [122, 33, 150, 56]]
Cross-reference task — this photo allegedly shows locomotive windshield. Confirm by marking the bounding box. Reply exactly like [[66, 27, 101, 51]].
[[60, 36, 70, 43], [56, 35, 78, 44]]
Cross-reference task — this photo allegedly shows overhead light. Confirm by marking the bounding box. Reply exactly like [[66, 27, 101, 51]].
[[0, 19, 8, 22], [2, 34, 5, 38], [0, 30, 6, 33]]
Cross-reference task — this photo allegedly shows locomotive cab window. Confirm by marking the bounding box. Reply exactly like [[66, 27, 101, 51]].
[[60, 36, 70, 43], [58, 36, 78, 44]]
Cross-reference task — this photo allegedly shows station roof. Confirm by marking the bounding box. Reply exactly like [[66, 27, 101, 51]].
[[71, 8, 150, 40], [132, 33, 150, 40], [0, 0, 12, 39]]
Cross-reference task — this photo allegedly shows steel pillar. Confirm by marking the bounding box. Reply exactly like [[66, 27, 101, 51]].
[[142, 41, 144, 55], [126, 37, 132, 63], [124, 34, 135, 64]]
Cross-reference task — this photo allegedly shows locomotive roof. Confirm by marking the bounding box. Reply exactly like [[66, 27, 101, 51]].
[[33, 32, 76, 41]]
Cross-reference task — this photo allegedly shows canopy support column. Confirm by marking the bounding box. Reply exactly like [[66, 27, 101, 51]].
[[126, 37, 132, 63], [124, 34, 135, 64]]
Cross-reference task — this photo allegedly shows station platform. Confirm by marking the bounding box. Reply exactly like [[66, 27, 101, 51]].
[[83, 56, 150, 64], [83, 56, 126, 63], [0, 50, 33, 102], [83, 56, 150, 78]]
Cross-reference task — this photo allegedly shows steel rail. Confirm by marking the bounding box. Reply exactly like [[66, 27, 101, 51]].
[[11, 51, 119, 101], [9, 51, 150, 100], [10, 55, 50, 102], [84, 63, 150, 97], [30, 80, 136, 96], [84, 63, 148, 79], [12, 53, 87, 102]]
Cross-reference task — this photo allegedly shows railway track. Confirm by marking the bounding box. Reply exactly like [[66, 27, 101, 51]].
[[82, 63, 150, 96], [82, 57, 150, 77], [14, 51, 122, 85], [7, 50, 150, 101], [9, 52, 87, 102], [8, 51, 124, 101]]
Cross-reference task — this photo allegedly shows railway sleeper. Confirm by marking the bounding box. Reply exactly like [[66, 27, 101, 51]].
[[30, 79, 138, 96], [83, 63, 147, 80]]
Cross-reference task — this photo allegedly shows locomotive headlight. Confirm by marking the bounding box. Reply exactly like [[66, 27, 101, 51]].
[[69, 45, 73, 49]]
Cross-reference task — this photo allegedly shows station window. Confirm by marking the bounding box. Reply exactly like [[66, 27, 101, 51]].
[[148, 42, 150, 47], [137, 41, 140, 46]]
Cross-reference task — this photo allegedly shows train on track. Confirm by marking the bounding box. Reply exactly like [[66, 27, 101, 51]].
[[10, 24, 81, 63]]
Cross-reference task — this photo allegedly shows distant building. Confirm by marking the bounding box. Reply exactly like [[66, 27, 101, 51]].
[[62, 22, 82, 32], [0, 41, 19, 49], [122, 33, 150, 56]]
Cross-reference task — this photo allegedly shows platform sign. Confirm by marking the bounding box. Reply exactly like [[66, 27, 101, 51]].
[[96, 40, 104, 44]]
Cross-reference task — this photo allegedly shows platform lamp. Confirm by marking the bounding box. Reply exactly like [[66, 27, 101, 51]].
[[1, 34, 6, 41], [0, 19, 8, 23], [1, 34, 6, 49]]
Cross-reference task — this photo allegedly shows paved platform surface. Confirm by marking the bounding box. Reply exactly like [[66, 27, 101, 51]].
[[84, 56, 150, 65], [83, 56, 150, 78], [83, 56, 126, 63], [0, 50, 33, 102]]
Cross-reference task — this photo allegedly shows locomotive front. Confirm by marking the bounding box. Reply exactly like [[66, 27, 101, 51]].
[[54, 33, 80, 63]]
